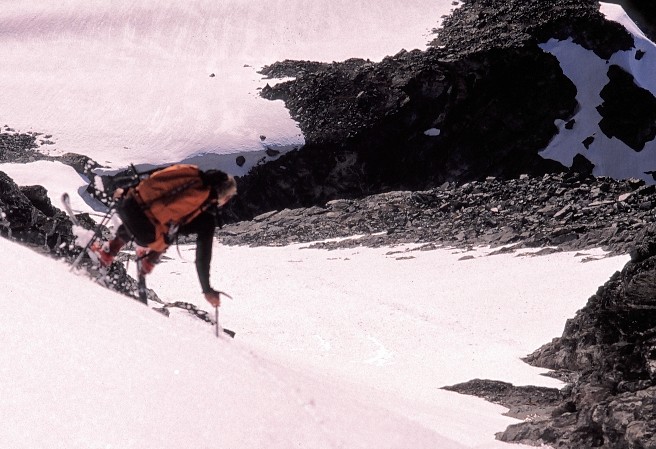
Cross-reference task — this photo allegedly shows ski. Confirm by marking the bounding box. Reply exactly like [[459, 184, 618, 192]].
[[62, 192, 97, 269], [62, 192, 118, 271], [136, 267, 235, 337], [61, 192, 81, 226]]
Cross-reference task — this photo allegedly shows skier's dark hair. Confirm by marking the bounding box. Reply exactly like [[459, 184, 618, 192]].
[[202, 169, 237, 198]]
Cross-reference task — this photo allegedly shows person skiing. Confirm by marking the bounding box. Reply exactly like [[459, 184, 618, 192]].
[[90, 164, 237, 308]]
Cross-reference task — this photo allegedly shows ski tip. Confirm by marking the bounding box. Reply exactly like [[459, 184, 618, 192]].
[[223, 328, 236, 338]]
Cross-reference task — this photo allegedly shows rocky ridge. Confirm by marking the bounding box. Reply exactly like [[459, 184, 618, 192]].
[[218, 167, 656, 258], [225, 0, 642, 221]]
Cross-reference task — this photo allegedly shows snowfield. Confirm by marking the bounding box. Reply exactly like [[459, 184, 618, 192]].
[[0, 238, 460, 449], [0, 0, 457, 174], [0, 207, 629, 448]]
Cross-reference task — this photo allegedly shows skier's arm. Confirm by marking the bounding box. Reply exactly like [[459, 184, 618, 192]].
[[194, 214, 215, 294]]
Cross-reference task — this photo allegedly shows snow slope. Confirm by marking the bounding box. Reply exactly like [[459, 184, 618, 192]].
[[0, 0, 458, 174], [0, 231, 630, 449], [0, 236, 465, 449], [0, 157, 632, 448]]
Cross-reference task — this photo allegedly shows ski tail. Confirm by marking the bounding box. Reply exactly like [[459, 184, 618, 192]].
[[61, 193, 80, 226], [61, 192, 117, 270]]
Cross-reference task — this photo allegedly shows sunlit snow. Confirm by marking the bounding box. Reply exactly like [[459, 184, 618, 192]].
[[0, 0, 459, 173]]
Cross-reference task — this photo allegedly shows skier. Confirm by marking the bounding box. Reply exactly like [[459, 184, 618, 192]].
[[90, 165, 237, 307]]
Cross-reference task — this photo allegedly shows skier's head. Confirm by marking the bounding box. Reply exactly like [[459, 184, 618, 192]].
[[204, 170, 237, 206]]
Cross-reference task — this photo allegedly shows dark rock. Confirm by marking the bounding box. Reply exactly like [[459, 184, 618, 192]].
[[58, 152, 100, 174], [238, 44, 574, 220], [597, 65, 656, 151], [570, 153, 595, 177], [0, 131, 39, 162], [218, 172, 656, 257], [511, 239, 656, 448], [582, 135, 595, 149], [443, 379, 563, 421], [19, 185, 58, 217], [231, 0, 637, 220], [0, 171, 74, 255]]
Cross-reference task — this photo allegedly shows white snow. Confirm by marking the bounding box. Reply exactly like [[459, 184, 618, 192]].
[[0, 0, 460, 174], [0, 237, 461, 449]]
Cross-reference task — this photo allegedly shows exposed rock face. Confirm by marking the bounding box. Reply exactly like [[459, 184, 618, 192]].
[[227, 0, 635, 220], [219, 171, 656, 257], [0, 172, 74, 254], [244, 45, 575, 219], [597, 65, 656, 151]]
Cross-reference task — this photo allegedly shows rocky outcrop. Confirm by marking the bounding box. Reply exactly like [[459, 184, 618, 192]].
[[242, 44, 575, 219], [219, 170, 656, 257], [432, 0, 632, 59], [444, 379, 567, 423], [491, 239, 656, 448], [0, 130, 40, 163], [225, 0, 635, 220], [0, 171, 74, 254], [597, 65, 656, 151]]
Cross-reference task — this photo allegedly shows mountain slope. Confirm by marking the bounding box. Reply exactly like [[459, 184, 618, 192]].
[[0, 236, 459, 449]]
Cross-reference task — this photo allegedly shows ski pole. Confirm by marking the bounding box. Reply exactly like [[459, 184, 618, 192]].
[[215, 306, 219, 337], [214, 291, 235, 338]]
